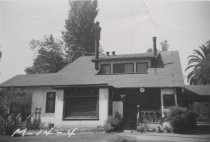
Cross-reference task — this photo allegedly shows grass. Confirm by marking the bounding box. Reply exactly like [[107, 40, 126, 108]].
[[0, 133, 174, 142], [1, 126, 210, 142]]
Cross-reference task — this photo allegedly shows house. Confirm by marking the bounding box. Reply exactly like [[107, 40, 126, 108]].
[[0, 37, 185, 130]]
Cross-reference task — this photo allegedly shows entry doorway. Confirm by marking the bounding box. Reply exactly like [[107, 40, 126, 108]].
[[124, 94, 138, 130]]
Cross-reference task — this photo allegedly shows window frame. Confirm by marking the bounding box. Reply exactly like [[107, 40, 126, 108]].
[[136, 62, 148, 74], [113, 63, 134, 74], [46, 92, 56, 113], [63, 88, 99, 120]]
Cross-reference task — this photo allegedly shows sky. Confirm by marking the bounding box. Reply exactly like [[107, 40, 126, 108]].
[[1, 0, 210, 84]]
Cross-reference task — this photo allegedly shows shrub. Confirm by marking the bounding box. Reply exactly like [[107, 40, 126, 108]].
[[0, 88, 31, 135], [104, 111, 123, 132], [107, 135, 137, 142], [162, 122, 173, 133], [104, 119, 114, 133], [166, 106, 197, 133], [192, 102, 210, 122], [136, 125, 145, 132]]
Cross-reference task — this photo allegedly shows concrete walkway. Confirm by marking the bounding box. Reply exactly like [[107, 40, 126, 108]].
[[120, 132, 210, 142]]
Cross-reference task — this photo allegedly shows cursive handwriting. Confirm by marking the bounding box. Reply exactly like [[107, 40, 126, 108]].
[[11, 128, 78, 138]]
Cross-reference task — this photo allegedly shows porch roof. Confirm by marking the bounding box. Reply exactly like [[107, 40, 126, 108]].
[[184, 85, 210, 96], [182, 85, 210, 101], [0, 51, 184, 88]]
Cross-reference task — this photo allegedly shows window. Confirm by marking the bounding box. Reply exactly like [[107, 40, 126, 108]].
[[163, 94, 175, 107], [64, 88, 99, 119], [136, 62, 148, 73], [113, 63, 134, 74], [100, 64, 111, 74], [46, 92, 56, 113]]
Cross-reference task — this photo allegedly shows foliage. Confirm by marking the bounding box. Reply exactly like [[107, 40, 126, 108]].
[[104, 111, 123, 132], [25, 35, 68, 74], [104, 118, 114, 133], [162, 121, 173, 133], [62, 0, 101, 61], [0, 88, 31, 135], [136, 125, 145, 132], [192, 102, 210, 122], [166, 106, 197, 133], [146, 48, 153, 53], [107, 135, 137, 142], [160, 40, 169, 51], [185, 41, 210, 84]]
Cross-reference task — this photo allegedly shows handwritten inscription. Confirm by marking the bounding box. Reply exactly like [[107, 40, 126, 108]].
[[11, 128, 78, 138]]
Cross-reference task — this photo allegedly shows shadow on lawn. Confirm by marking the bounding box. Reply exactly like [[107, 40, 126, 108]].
[[185, 126, 210, 135]]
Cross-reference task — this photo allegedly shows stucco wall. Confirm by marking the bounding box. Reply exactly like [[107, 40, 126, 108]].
[[30, 87, 109, 129]]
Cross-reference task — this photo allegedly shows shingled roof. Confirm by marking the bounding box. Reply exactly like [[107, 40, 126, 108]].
[[184, 85, 210, 96], [0, 51, 184, 88]]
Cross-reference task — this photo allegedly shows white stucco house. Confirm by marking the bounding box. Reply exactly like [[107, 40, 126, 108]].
[[0, 37, 189, 130]]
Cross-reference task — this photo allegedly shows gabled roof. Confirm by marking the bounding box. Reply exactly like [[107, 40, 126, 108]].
[[0, 51, 184, 88]]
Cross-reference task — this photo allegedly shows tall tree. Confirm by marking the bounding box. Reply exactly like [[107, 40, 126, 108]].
[[185, 41, 210, 85], [25, 35, 68, 74], [62, 0, 101, 61]]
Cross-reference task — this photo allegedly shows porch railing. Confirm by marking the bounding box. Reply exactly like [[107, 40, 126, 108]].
[[137, 110, 161, 126]]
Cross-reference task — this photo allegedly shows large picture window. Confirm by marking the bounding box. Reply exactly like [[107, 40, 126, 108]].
[[64, 88, 99, 119], [113, 63, 134, 74], [46, 92, 56, 113]]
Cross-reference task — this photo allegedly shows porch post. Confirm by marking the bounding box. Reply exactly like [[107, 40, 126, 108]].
[[174, 88, 178, 106], [160, 93, 164, 117]]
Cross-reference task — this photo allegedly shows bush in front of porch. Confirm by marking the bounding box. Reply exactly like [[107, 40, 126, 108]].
[[104, 111, 123, 133], [164, 106, 197, 133]]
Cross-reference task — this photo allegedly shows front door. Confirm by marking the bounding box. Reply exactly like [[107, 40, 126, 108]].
[[123, 94, 138, 129]]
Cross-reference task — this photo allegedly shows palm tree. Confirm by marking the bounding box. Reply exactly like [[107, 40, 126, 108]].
[[186, 41, 210, 85]]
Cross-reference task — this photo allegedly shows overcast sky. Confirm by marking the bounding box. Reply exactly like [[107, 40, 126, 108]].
[[1, 0, 210, 84]]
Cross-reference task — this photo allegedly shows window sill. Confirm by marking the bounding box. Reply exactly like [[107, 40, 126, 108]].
[[63, 116, 99, 121], [97, 72, 148, 75]]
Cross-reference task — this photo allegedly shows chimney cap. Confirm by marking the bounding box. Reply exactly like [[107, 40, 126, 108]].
[[153, 37, 157, 40]]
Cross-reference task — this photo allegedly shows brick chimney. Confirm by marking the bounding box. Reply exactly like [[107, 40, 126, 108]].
[[153, 37, 157, 56], [106, 52, 110, 56], [95, 39, 99, 70]]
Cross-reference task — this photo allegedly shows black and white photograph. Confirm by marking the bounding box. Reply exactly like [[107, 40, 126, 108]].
[[0, 0, 210, 141]]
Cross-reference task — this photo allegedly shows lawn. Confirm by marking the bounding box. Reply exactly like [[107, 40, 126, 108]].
[[1, 126, 210, 142], [0, 133, 172, 142]]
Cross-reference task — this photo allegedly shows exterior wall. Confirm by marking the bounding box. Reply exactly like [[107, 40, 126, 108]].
[[161, 88, 177, 117], [29, 87, 109, 129]]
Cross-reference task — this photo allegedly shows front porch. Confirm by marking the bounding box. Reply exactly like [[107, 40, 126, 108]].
[[109, 88, 178, 130]]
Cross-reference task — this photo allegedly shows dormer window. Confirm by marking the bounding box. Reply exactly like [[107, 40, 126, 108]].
[[113, 63, 134, 74], [100, 64, 111, 74], [136, 62, 148, 73]]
